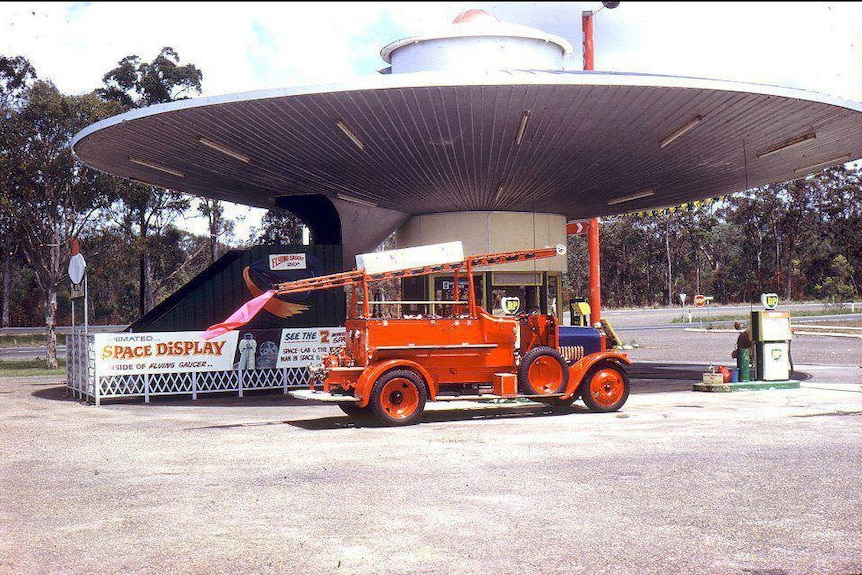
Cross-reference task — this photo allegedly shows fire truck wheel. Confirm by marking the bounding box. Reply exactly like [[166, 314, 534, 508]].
[[369, 369, 427, 426], [338, 402, 375, 424], [517, 346, 569, 396], [580, 363, 630, 412]]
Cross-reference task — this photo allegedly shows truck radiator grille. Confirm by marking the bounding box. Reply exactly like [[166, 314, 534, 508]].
[[560, 345, 584, 363]]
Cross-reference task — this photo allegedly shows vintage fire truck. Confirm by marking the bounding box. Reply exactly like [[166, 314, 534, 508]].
[[274, 242, 631, 426]]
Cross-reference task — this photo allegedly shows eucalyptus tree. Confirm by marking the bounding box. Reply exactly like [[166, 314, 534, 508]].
[[254, 208, 305, 245], [197, 197, 239, 264], [98, 47, 203, 314], [807, 165, 862, 297], [0, 55, 37, 327], [6, 80, 119, 366]]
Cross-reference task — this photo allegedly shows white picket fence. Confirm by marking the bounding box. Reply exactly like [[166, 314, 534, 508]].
[[66, 332, 311, 406]]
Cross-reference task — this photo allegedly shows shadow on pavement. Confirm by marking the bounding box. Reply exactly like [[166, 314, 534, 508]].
[[31, 386, 316, 408], [31, 385, 82, 402], [630, 362, 810, 395], [29, 363, 813, 411], [281, 403, 636, 431]]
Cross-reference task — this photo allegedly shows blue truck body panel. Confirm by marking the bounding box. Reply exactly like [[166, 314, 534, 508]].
[[558, 326, 602, 356]]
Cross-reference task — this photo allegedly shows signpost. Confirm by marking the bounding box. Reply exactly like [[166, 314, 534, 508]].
[[68, 239, 89, 398], [68, 239, 88, 335], [679, 293, 687, 323], [694, 294, 714, 326]]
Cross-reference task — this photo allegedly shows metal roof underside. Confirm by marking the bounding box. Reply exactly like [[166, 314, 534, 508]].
[[73, 70, 862, 220]]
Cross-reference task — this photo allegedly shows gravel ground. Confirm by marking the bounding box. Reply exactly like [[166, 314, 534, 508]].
[[1, 328, 860, 575]]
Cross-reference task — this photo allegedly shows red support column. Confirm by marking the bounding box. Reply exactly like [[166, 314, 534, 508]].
[[588, 218, 601, 325], [582, 11, 595, 71], [583, 9, 601, 325]]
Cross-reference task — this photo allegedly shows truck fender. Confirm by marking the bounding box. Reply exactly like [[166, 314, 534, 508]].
[[562, 351, 631, 400], [354, 360, 437, 408]]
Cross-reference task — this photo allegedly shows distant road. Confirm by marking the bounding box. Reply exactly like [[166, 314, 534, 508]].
[[0, 326, 125, 361], [0, 346, 67, 361], [0, 325, 127, 336], [601, 302, 861, 330]]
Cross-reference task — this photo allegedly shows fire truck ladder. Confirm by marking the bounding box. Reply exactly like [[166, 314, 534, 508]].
[[275, 245, 564, 318]]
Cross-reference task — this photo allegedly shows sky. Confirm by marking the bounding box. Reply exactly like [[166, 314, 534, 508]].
[[3, 1, 861, 239]]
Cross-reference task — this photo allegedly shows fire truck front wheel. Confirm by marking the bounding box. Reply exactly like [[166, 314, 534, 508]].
[[580, 363, 630, 412], [517, 346, 569, 396], [369, 369, 427, 426]]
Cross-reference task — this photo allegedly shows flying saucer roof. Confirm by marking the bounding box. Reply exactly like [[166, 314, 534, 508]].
[[72, 69, 862, 223]]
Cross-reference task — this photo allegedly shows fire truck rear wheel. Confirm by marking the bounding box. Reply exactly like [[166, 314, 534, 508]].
[[517, 346, 569, 396], [580, 363, 630, 412], [369, 369, 427, 426]]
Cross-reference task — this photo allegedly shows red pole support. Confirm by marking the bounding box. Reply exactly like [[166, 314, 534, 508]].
[[588, 218, 601, 325], [582, 11, 594, 71], [583, 9, 601, 326]]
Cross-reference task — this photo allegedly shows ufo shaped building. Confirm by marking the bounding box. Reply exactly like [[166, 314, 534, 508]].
[[73, 9, 862, 316]]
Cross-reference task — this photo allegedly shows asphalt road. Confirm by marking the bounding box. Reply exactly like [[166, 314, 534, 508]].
[[0, 345, 67, 361]]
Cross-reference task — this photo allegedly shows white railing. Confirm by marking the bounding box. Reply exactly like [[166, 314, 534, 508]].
[[66, 332, 313, 406]]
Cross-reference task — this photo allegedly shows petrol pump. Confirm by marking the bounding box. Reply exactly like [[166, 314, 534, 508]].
[[569, 298, 591, 327], [750, 293, 793, 381]]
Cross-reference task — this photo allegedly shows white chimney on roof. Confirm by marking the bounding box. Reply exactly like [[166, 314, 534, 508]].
[[379, 9, 572, 75]]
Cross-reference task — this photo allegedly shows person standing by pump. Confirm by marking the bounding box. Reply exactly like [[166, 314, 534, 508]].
[[731, 321, 754, 381]]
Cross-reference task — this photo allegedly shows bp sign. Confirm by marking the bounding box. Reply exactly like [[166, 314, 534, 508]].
[[501, 297, 521, 315], [761, 293, 779, 310]]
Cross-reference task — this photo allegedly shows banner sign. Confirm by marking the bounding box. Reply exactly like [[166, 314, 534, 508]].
[[93, 327, 347, 376], [276, 327, 346, 368], [94, 331, 239, 377]]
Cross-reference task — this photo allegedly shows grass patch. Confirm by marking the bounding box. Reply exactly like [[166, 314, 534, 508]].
[[0, 334, 66, 348], [0, 358, 66, 377]]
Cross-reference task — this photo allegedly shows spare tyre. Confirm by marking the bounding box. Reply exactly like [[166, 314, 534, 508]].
[[517, 346, 569, 395]]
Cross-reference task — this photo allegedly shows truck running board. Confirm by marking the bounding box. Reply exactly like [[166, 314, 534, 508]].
[[290, 390, 359, 403], [290, 390, 568, 403], [430, 393, 567, 402]]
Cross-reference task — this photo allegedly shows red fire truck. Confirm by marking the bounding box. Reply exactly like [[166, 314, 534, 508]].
[[276, 244, 631, 426]]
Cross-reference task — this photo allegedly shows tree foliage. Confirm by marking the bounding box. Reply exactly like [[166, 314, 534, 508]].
[[2, 78, 121, 365], [565, 165, 862, 307], [98, 47, 203, 108], [0, 55, 37, 327], [197, 197, 237, 263], [98, 47, 202, 314], [254, 209, 305, 245]]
